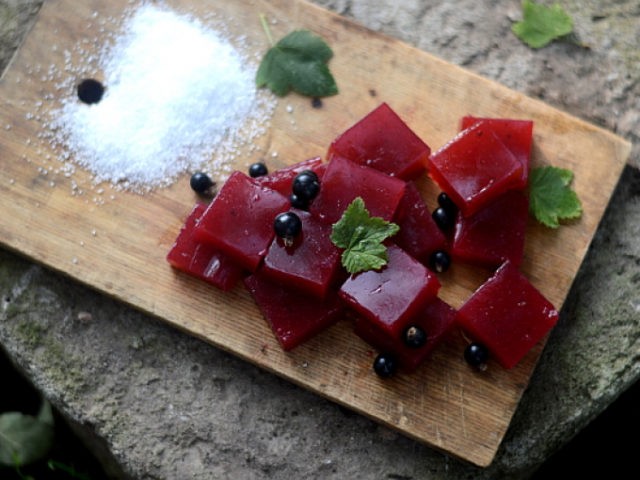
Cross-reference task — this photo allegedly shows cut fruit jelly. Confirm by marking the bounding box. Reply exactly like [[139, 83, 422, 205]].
[[428, 121, 523, 216], [456, 261, 559, 369], [328, 102, 431, 180], [262, 209, 342, 299], [254, 156, 326, 196], [166, 203, 244, 291], [309, 154, 406, 224], [354, 297, 457, 372], [339, 245, 440, 338], [244, 272, 344, 351], [193, 171, 290, 271], [393, 182, 447, 264], [461, 116, 533, 188], [452, 190, 529, 268]]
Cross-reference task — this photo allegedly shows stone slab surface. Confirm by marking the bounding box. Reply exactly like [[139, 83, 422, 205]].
[[1, 0, 639, 478]]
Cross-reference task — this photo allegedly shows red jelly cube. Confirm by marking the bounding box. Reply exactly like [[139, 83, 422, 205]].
[[194, 171, 290, 271], [328, 103, 431, 180], [254, 156, 325, 196], [244, 273, 344, 351], [339, 245, 440, 337], [461, 116, 533, 188], [452, 190, 529, 268], [428, 121, 523, 216], [262, 209, 342, 299], [354, 297, 457, 372], [457, 261, 559, 369], [392, 182, 447, 264], [166, 203, 244, 291], [309, 154, 406, 224]]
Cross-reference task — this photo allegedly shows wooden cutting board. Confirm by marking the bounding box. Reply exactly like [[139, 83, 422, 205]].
[[0, 0, 631, 467]]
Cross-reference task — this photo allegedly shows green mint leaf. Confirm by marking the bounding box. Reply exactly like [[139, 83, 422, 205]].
[[331, 197, 399, 274], [256, 29, 338, 97], [529, 166, 582, 228], [512, 0, 574, 48]]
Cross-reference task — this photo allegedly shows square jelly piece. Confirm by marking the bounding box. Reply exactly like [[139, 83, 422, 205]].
[[193, 171, 290, 271], [328, 102, 431, 180], [428, 121, 523, 216], [339, 245, 440, 338], [309, 154, 406, 224], [261, 209, 342, 300], [166, 203, 244, 291], [456, 261, 559, 369], [354, 297, 457, 372], [254, 156, 326, 196], [244, 272, 344, 351], [392, 182, 447, 264], [452, 190, 529, 268], [461, 116, 533, 189]]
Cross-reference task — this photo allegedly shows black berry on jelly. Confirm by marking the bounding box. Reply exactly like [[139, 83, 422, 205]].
[[292, 170, 320, 201], [289, 193, 309, 210], [190, 172, 215, 195], [249, 162, 268, 178], [403, 325, 427, 349], [373, 353, 397, 378], [429, 250, 451, 273], [464, 342, 489, 369], [432, 206, 455, 232], [437, 192, 458, 216], [274, 211, 302, 247]]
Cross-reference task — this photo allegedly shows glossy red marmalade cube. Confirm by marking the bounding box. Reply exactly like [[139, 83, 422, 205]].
[[428, 121, 523, 216], [254, 156, 326, 196], [193, 171, 290, 271], [166, 203, 244, 291], [309, 154, 406, 224], [261, 209, 342, 299], [392, 182, 447, 263], [328, 103, 431, 180], [354, 297, 457, 372], [461, 116, 533, 188], [457, 261, 559, 369], [452, 190, 529, 268], [339, 245, 440, 337], [244, 273, 344, 351]]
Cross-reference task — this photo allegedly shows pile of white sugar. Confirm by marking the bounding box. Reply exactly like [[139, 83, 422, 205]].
[[49, 4, 274, 192]]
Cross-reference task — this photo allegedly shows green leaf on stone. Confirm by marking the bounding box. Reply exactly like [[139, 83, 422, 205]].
[[512, 0, 574, 48], [0, 400, 54, 467]]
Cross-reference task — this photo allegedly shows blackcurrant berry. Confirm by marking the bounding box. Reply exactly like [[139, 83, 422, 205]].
[[403, 325, 427, 349], [77, 78, 105, 104], [429, 250, 451, 273], [437, 192, 458, 216], [292, 171, 320, 201], [464, 342, 489, 368], [289, 193, 309, 210], [373, 353, 397, 378], [189, 172, 214, 195], [274, 211, 302, 246], [432, 206, 455, 231], [248, 162, 268, 178]]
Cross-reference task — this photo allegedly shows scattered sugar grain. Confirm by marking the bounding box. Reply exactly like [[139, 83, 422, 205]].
[[48, 4, 275, 193]]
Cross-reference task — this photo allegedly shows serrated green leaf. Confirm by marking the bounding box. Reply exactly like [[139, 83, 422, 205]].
[[512, 0, 574, 48], [331, 197, 399, 274], [0, 402, 54, 467], [256, 29, 338, 97], [529, 166, 582, 228]]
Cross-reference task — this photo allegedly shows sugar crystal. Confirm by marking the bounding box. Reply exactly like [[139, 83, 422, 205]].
[[49, 4, 274, 192]]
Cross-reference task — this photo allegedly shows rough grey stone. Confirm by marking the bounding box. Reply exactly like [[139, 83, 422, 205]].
[[1, 1, 639, 479]]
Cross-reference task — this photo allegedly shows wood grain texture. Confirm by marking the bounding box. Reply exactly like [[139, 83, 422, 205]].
[[0, 0, 630, 467]]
